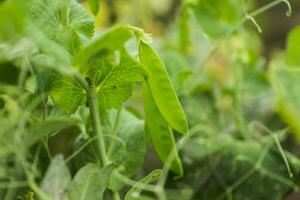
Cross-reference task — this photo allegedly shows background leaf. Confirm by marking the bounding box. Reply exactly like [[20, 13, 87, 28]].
[[286, 26, 300, 67], [69, 163, 113, 200], [41, 155, 71, 200], [88, 0, 100, 15]]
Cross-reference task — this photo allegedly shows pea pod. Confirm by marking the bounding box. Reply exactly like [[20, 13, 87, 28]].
[[139, 42, 188, 134], [143, 83, 183, 176]]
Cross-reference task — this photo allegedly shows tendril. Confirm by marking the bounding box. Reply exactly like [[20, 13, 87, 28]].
[[281, 0, 292, 17], [246, 15, 262, 33]]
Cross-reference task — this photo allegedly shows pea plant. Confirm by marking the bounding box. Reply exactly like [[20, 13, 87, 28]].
[[0, 0, 188, 199], [1, 0, 300, 199]]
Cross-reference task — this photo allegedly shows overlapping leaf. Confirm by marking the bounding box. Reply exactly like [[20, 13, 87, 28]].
[[90, 50, 147, 109], [69, 164, 113, 200], [30, 0, 94, 53]]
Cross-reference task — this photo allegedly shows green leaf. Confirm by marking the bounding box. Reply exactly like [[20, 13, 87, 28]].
[[124, 169, 162, 200], [73, 135, 101, 170], [41, 155, 71, 200], [286, 26, 300, 67], [30, 0, 94, 52], [26, 117, 80, 147], [139, 42, 188, 134], [105, 108, 146, 191], [69, 163, 113, 200], [187, 0, 244, 37], [76, 25, 132, 67], [142, 84, 183, 176], [271, 67, 300, 142], [90, 49, 146, 109], [49, 74, 87, 113], [0, 2, 25, 41], [88, 0, 100, 15]]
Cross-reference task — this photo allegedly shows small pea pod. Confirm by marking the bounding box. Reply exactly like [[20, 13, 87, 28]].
[[143, 83, 183, 176], [139, 42, 188, 134]]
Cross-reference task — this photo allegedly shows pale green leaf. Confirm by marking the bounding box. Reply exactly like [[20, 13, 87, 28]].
[[41, 155, 71, 200], [88, 0, 100, 15], [69, 163, 113, 200], [286, 27, 300, 67], [0, 1, 25, 41], [271, 67, 300, 142]]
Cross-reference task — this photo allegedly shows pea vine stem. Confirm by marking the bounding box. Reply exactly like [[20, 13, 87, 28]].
[[74, 74, 121, 200], [74, 74, 109, 166]]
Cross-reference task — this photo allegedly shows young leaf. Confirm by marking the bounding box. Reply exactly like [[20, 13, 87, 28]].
[[49, 74, 87, 113], [142, 84, 183, 176], [76, 25, 132, 67], [41, 155, 71, 200], [90, 49, 147, 109], [26, 117, 80, 147], [69, 163, 113, 200], [139, 42, 188, 134], [88, 0, 100, 15], [271, 67, 300, 142], [286, 27, 300, 67], [124, 169, 162, 200]]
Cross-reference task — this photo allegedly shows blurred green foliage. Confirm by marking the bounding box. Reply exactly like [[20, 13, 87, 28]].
[[1, 0, 300, 200]]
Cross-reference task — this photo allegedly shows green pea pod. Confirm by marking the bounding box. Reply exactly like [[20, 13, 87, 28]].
[[143, 83, 183, 176], [139, 42, 188, 134]]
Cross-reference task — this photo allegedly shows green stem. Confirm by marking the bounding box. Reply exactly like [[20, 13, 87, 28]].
[[233, 64, 248, 140], [74, 74, 109, 166], [88, 87, 110, 165], [74, 74, 120, 199]]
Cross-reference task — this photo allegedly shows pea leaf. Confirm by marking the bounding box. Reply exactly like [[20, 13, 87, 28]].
[[90, 49, 146, 109], [271, 67, 300, 142], [30, 0, 94, 52], [0, 1, 25, 41], [124, 169, 162, 200], [88, 0, 100, 15], [49, 74, 87, 113], [187, 0, 243, 37], [105, 108, 146, 191], [26, 117, 80, 147], [69, 163, 113, 200], [41, 155, 71, 200], [75, 25, 132, 67], [286, 26, 300, 67], [142, 84, 183, 176]]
